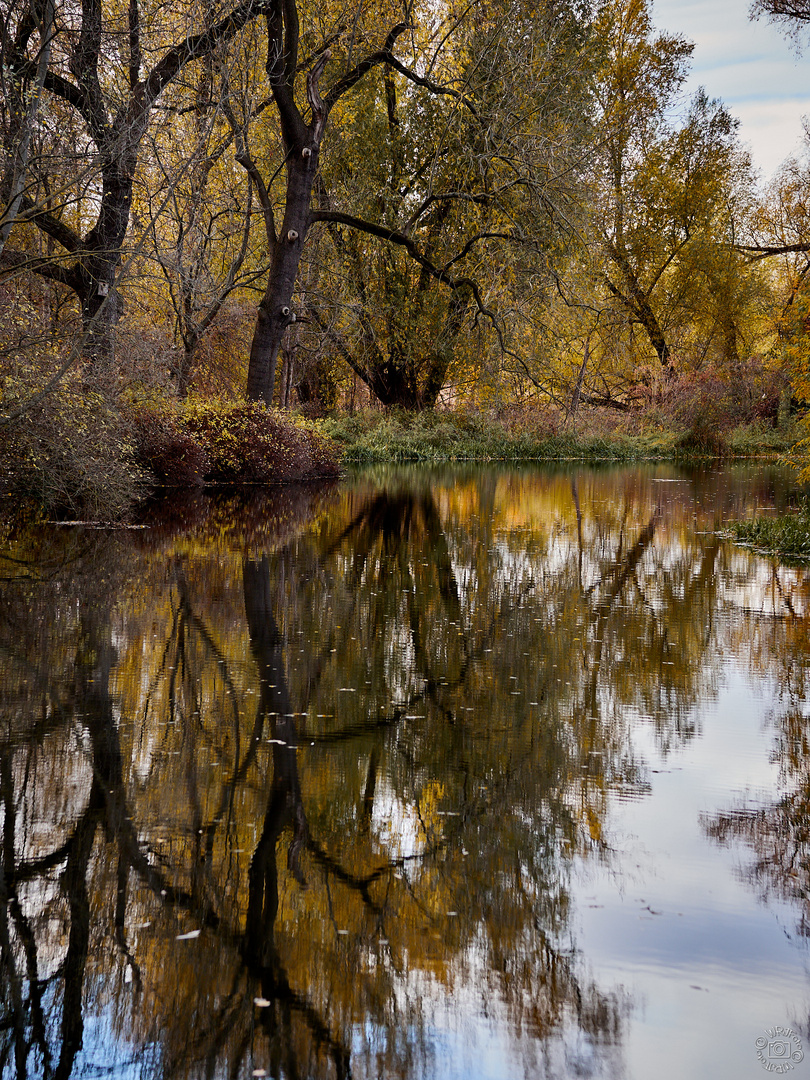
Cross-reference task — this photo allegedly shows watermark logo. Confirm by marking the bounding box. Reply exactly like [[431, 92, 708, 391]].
[[755, 1027, 804, 1073]]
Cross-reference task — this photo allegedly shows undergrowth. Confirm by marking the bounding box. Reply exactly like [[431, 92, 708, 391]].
[[315, 400, 800, 465], [130, 398, 340, 485], [319, 407, 686, 463], [0, 385, 340, 519], [0, 379, 797, 521], [0, 373, 146, 519]]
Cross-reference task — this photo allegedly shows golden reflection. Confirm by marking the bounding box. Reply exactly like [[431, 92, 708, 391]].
[[0, 465, 806, 1078]]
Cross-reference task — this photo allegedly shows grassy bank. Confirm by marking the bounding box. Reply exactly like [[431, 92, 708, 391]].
[[326, 406, 810, 564], [1, 388, 801, 522], [317, 406, 798, 464]]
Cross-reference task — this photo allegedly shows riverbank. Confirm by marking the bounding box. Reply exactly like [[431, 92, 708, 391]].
[[317, 406, 797, 464], [0, 395, 802, 522], [322, 411, 810, 565], [0, 394, 341, 521]]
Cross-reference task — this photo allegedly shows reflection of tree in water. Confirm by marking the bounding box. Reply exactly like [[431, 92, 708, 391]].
[[297, 471, 732, 836], [703, 609, 810, 941], [3, 466, 795, 1078]]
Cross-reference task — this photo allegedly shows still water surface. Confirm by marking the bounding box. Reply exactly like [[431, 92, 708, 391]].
[[1, 463, 809, 1080]]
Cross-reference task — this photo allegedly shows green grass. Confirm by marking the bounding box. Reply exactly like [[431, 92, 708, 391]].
[[725, 420, 800, 457], [319, 407, 809, 563], [727, 507, 810, 562], [316, 408, 682, 464], [315, 407, 800, 465]]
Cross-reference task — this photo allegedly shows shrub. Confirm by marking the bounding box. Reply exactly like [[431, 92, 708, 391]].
[[0, 373, 146, 519], [648, 360, 789, 458], [675, 414, 727, 457], [130, 398, 340, 485], [130, 407, 209, 485], [663, 361, 787, 430], [184, 401, 303, 482]]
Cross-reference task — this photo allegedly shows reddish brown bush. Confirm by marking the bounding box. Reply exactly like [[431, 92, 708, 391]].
[[663, 360, 787, 431], [130, 408, 210, 485], [131, 400, 340, 485]]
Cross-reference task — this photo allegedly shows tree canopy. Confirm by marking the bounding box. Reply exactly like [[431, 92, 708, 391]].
[[0, 0, 806, 462]]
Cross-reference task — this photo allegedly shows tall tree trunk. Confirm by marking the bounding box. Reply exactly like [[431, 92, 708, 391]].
[[605, 242, 672, 372], [244, 19, 411, 404], [420, 291, 471, 408], [246, 155, 317, 404], [77, 250, 126, 367]]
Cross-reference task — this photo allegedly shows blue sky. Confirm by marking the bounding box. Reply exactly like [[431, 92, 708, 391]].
[[653, 0, 810, 181]]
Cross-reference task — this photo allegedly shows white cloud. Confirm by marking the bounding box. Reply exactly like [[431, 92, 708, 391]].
[[653, 0, 810, 179], [733, 99, 810, 178]]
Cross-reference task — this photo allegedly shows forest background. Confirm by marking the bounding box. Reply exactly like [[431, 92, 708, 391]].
[[3, 0, 810, 516]]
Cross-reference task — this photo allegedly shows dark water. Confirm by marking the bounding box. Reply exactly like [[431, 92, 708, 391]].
[[1, 463, 809, 1080]]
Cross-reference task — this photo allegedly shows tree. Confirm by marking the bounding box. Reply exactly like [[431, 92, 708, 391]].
[[236, 11, 412, 405], [651, 91, 763, 370], [299, 0, 594, 409], [588, 0, 760, 381], [141, 49, 267, 396], [590, 0, 692, 373], [0, 0, 275, 368], [235, 5, 476, 406], [0, 0, 54, 259], [236, 0, 595, 408], [736, 130, 810, 441], [751, 0, 810, 39]]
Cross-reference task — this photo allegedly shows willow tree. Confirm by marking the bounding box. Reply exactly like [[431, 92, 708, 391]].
[[236, 0, 595, 408], [588, 0, 761, 380], [590, 0, 693, 373], [236, 2, 485, 406], [291, 0, 594, 410], [644, 90, 762, 370], [751, 0, 810, 37]]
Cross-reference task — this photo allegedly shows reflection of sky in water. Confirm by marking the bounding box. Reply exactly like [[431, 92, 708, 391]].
[[354, 937, 624, 1080], [3, 464, 809, 1080], [359, 650, 807, 1080], [574, 658, 809, 1080], [724, 554, 809, 618], [67, 1014, 161, 1079], [371, 779, 431, 860]]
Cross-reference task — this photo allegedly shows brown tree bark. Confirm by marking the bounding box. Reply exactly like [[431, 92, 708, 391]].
[[243, 16, 493, 406], [243, 19, 413, 404]]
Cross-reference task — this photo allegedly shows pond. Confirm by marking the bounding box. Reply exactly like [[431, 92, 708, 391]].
[[0, 462, 808, 1080]]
